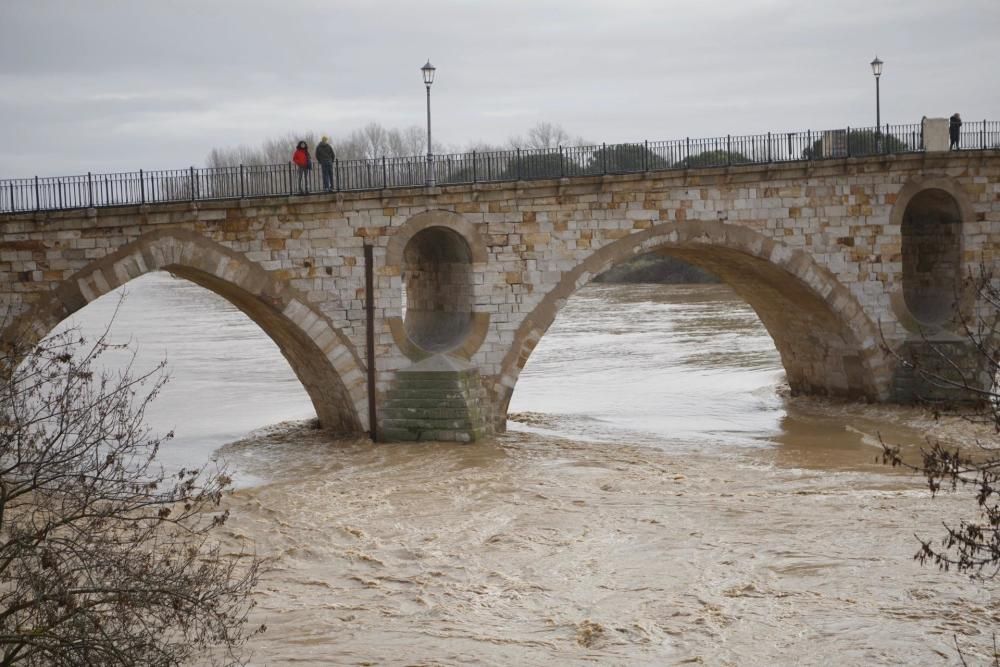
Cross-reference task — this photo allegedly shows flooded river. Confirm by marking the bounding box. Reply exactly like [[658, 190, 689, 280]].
[[60, 274, 997, 665]]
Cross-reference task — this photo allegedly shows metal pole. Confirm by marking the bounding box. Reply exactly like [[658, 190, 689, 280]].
[[472, 150, 477, 183], [875, 77, 881, 132], [363, 243, 378, 442], [139, 169, 145, 204], [87, 172, 93, 207], [559, 146, 565, 177], [425, 84, 434, 186], [602, 143, 607, 174], [9, 181, 14, 213], [34, 176, 40, 212], [644, 140, 649, 171], [334, 158, 340, 191], [240, 164, 245, 198]]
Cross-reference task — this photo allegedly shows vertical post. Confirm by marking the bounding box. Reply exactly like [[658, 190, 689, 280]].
[[559, 146, 565, 178], [767, 132, 772, 162], [686, 137, 690, 165], [472, 150, 477, 183], [644, 140, 649, 171], [875, 76, 881, 135], [240, 164, 245, 198], [727, 135, 731, 165], [287, 163, 292, 195], [846, 127, 851, 157], [807, 131, 812, 160], [363, 243, 378, 442], [34, 176, 40, 212], [87, 172, 94, 207], [189, 166, 196, 201], [382, 156, 388, 188], [425, 84, 434, 187], [57, 178, 63, 209], [139, 169, 145, 204], [516, 148, 521, 180], [9, 181, 15, 213], [334, 158, 340, 192], [602, 142, 607, 174], [983, 119, 987, 149]]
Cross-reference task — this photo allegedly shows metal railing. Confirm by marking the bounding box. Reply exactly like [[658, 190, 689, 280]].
[[1, 121, 997, 215]]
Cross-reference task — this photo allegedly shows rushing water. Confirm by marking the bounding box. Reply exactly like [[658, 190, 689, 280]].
[[56, 273, 997, 665]]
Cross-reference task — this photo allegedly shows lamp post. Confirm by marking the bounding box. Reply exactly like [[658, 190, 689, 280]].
[[421, 60, 436, 186], [870, 56, 883, 150]]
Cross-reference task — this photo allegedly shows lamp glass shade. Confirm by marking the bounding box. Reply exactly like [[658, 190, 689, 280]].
[[870, 56, 883, 77], [421, 60, 436, 85]]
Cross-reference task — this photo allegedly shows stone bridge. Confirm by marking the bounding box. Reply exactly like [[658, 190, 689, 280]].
[[1, 149, 998, 441]]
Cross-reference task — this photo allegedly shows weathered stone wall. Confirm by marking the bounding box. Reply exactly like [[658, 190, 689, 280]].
[[0, 151, 997, 436]]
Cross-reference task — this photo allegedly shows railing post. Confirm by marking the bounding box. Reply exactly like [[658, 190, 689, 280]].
[[472, 150, 477, 183], [643, 140, 649, 171], [983, 120, 987, 149], [767, 132, 772, 162], [602, 142, 607, 174], [34, 176, 40, 212], [559, 146, 565, 178], [139, 169, 145, 204], [57, 178, 63, 209], [334, 158, 340, 192], [189, 166, 196, 201], [516, 148, 521, 180], [727, 135, 731, 165], [238, 164, 244, 198], [87, 172, 94, 207], [846, 127, 851, 157], [686, 137, 690, 165], [807, 130, 812, 160], [382, 156, 388, 188], [9, 181, 14, 213], [287, 163, 292, 195]]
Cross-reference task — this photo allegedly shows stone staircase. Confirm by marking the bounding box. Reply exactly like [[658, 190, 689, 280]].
[[379, 354, 492, 442]]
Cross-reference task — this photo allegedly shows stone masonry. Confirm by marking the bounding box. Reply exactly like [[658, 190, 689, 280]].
[[1, 150, 998, 440]]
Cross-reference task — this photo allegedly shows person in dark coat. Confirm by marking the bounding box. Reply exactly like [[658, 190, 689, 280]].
[[949, 113, 962, 150], [292, 141, 311, 193], [316, 136, 336, 191]]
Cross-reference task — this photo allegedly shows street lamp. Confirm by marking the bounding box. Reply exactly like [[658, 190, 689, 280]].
[[421, 60, 436, 186], [870, 56, 883, 141]]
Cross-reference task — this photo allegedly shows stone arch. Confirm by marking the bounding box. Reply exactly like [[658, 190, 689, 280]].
[[888, 177, 973, 332], [385, 210, 490, 360], [3, 228, 367, 433], [494, 220, 887, 427]]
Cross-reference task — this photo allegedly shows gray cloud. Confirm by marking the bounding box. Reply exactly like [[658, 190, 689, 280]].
[[0, 0, 996, 177]]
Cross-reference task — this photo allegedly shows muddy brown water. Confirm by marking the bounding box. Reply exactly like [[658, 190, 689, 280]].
[[59, 274, 997, 665]]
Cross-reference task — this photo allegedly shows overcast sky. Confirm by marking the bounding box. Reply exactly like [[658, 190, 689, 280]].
[[1, 0, 997, 177]]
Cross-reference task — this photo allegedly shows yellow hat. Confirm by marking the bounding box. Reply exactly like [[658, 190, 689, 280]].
[[321, 135, 329, 142]]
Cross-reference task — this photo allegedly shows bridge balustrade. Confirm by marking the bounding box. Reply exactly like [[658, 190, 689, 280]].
[[2, 121, 997, 215]]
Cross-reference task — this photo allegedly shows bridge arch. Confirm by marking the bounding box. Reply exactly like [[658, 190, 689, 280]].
[[385, 210, 491, 360], [495, 220, 888, 426], [889, 177, 974, 332], [3, 228, 367, 433]]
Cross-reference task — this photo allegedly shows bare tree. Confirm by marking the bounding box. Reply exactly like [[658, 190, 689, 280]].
[[881, 268, 1000, 659], [508, 122, 584, 150], [0, 324, 263, 665]]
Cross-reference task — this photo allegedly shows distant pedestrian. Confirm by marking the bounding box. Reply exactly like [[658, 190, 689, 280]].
[[949, 113, 962, 150], [292, 141, 311, 194], [316, 135, 336, 192]]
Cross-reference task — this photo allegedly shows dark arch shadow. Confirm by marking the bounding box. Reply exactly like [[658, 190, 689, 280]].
[[2, 228, 367, 433]]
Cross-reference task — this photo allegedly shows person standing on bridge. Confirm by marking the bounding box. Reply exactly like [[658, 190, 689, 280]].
[[949, 113, 962, 150], [316, 136, 336, 192], [292, 141, 312, 194]]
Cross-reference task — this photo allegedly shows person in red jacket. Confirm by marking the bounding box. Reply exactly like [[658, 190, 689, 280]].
[[292, 141, 311, 194]]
